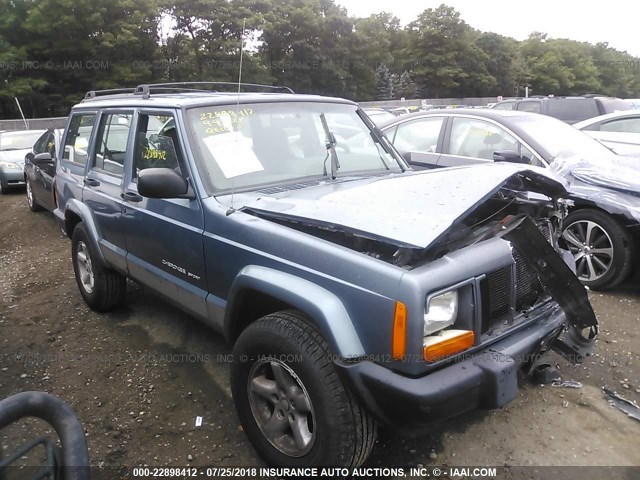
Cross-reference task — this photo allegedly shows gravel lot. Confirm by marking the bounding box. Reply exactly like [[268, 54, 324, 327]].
[[0, 190, 638, 477]]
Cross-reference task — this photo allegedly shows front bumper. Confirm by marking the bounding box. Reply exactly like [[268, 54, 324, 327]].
[[0, 169, 26, 188], [336, 304, 568, 433]]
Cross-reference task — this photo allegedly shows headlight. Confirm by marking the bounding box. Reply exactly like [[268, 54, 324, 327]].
[[0, 161, 21, 170], [424, 290, 458, 336]]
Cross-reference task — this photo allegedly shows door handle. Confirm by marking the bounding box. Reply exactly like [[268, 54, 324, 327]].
[[121, 191, 143, 203], [84, 178, 100, 187]]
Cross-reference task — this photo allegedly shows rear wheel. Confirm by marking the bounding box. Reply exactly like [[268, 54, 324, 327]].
[[231, 311, 376, 466], [26, 179, 43, 212], [71, 222, 126, 311], [562, 209, 634, 289]]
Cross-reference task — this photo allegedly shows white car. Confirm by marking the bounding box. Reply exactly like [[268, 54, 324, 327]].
[[574, 111, 640, 157]]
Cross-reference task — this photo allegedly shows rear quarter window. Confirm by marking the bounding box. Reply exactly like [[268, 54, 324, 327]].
[[547, 99, 599, 123]]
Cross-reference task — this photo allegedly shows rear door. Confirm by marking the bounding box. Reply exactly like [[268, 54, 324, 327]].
[[121, 110, 208, 320], [82, 110, 133, 272], [57, 112, 97, 213]]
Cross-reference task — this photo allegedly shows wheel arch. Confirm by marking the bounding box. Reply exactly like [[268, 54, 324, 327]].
[[224, 265, 365, 359], [64, 200, 107, 266]]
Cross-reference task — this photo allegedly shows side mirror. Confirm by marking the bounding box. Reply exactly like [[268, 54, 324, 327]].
[[493, 150, 528, 164], [33, 152, 55, 169], [138, 168, 188, 199]]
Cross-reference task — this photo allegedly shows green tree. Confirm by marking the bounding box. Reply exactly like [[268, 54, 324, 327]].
[[394, 70, 417, 99], [406, 4, 496, 98], [374, 63, 393, 100]]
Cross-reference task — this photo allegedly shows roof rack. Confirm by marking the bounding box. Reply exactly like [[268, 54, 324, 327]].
[[133, 82, 295, 98], [84, 88, 136, 100]]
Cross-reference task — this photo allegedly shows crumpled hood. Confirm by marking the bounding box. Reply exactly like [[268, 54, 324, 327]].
[[0, 149, 29, 165], [232, 163, 566, 249], [551, 155, 640, 196]]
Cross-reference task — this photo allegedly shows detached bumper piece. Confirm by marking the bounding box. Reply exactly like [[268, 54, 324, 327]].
[[503, 216, 598, 363]]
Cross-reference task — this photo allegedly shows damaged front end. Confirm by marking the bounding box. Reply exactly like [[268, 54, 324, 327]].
[[241, 167, 598, 364], [501, 216, 598, 363]]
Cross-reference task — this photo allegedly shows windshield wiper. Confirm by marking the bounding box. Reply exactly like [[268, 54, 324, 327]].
[[319, 113, 340, 179]]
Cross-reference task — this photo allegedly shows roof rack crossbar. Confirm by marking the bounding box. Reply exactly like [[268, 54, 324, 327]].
[[84, 88, 137, 100], [134, 82, 294, 98]]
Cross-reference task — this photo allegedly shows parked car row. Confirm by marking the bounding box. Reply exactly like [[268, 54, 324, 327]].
[[9, 82, 599, 467]]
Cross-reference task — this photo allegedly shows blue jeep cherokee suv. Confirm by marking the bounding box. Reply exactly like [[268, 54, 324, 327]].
[[51, 82, 597, 467]]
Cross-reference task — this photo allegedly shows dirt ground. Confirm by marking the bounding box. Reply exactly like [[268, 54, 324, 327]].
[[0, 189, 639, 478]]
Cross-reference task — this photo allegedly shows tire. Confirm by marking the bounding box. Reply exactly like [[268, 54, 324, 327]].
[[26, 178, 43, 212], [231, 311, 377, 467], [71, 222, 126, 311], [0, 179, 6, 195], [562, 209, 634, 290]]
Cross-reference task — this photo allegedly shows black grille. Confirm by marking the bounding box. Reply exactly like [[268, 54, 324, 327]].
[[482, 248, 545, 333], [513, 249, 544, 312], [484, 267, 512, 319]]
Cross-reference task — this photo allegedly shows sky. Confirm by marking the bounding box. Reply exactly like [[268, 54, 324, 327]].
[[335, 0, 640, 57]]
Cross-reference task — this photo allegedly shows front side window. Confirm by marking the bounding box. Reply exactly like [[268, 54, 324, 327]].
[[186, 102, 402, 193], [92, 113, 133, 176], [449, 117, 519, 160], [33, 132, 52, 154], [392, 117, 444, 153], [132, 113, 182, 178], [62, 113, 96, 165]]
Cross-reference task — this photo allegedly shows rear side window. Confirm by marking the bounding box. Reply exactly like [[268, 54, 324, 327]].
[[547, 99, 599, 123], [600, 116, 640, 133], [599, 99, 633, 114], [493, 101, 515, 111], [62, 113, 96, 166], [517, 101, 541, 113], [92, 113, 133, 176]]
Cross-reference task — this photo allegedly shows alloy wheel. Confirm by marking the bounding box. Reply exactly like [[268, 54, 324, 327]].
[[247, 358, 316, 457], [562, 220, 614, 282], [76, 241, 95, 293]]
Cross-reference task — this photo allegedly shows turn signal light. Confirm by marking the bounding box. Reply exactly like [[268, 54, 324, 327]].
[[392, 301, 407, 360], [423, 330, 474, 362]]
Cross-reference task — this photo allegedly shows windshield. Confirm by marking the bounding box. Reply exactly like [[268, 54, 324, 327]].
[[512, 115, 615, 161], [0, 131, 43, 151], [186, 102, 402, 192]]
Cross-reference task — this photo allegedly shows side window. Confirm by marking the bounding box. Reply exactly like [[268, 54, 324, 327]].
[[600, 117, 640, 133], [449, 118, 519, 160], [46, 134, 57, 158], [520, 144, 545, 167], [92, 113, 132, 176], [33, 132, 51, 154], [517, 101, 541, 113], [62, 114, 96, 166], [133, 114, 182, 178], [392, 117, 444, 153], [493, 101, 515, 111]]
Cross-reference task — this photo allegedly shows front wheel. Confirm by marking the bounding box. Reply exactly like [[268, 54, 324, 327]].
[[562, 209, 634, 289], [231, 311, 376, 466], [71, 222, 126, 311], [26, 178, 43, 212]]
